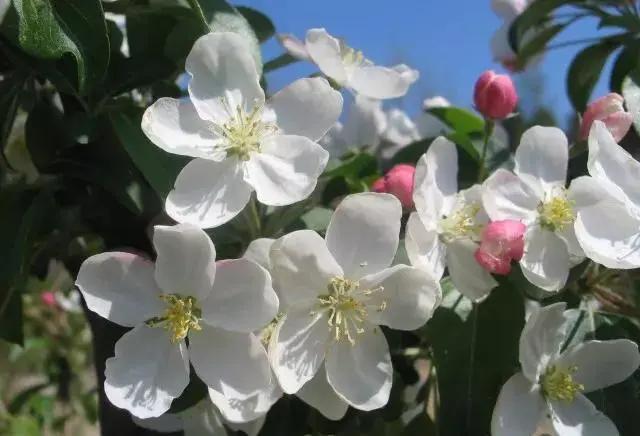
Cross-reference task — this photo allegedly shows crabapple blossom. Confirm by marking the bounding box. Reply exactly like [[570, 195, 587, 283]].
[[142, 32, 342, 228], [405, 137, 499, 301], [371, 164, 415, 209], [75, 223, 278, 419], [573, 121, 640, 269], [474, 70, 518, 120], [475, 220, 526, 275], [305, 28, 419, 99], [276, 33, 310, 61], [482, 126, 586, 291], [492, 302, 640, 436], [269, 193, 441, 410], [579, 93, 632, 142]]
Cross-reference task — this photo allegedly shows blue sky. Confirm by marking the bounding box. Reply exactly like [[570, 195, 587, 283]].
[[242, 0, 613, 126]]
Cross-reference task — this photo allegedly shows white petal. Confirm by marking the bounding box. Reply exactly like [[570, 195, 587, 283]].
[[446, 239, 498, 302], [340, 95, 387, 148], [200, 258, 278, 333], [405, 212, 446, 279], [349, 65, 415, 99], [213, 379, 281, 424], [269, 230, 342, 307], [520, 226, 570, 291], [268, 77, 343, 141], [414, 112, 449, 139], [244, 135, 329, 206], [277, 33, 310, 60], [270, 301, 330, 394], [482, 168, 539, 222], [296, 367, 349, 420], [181, 400, 227, 436], [575, 200, 640, 269], [550, 394, 619, 436], [588, 120, 640, 208], [104, 325, 189, 419], [413, 137, 458, 221], [186, 32, 264, 123], [325, 192, 401, 279], [490, 21, 516, 62], [243, 237, 275, 270], [226, 416, 267, 436], [76, 252, 163, 327], [361, 265, 441, 330], [568, 175, 615, 210], [166, 158, 252, 229], [305, 28, 347, 84], [325, 326, 392, 411], [153, 224, 216, 300], [515, 126, 568, 193], [189, 325, 272, 415], [556, 339, 640, 392], [519, 302, 568, 383], [491, 373, 546, 436], [383, 108, 420, 146], [141, 98, 221, 160]]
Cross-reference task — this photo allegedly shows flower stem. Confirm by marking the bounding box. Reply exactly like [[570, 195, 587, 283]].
[[185, 0, 210, 34], [477, 120, 494, 183]]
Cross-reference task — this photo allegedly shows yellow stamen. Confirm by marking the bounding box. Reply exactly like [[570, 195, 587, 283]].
[[439, 202, 482, 242], [541, 365, 584, 402], [211, 98, 277, 160], [146, 294, 202, 343], [315, 277, 385, 345], [538, 195, 575, 232], [260, 313, 283, 348]]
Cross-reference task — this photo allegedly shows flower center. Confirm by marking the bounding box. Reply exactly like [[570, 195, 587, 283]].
[[538, 195, 574, 232], [439, 202, 482, 242], [541, 365, 584, 402], [260, 313, 283, 348], [211, 99, 277, 161], [146, 294, 202, 343], [315, 277, 385, 345]]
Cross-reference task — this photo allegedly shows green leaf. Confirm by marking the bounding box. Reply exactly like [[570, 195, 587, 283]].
[[424, 284, 524, 435], [427, 107, 484, 136], [10, 0, 110, 93], [508, 0, 574, 52], [622, 68, 640, 137], [301, 207, 333, 232], [515, 22, 565, 67], [0, 74, 25, 166], [236, 6, 275, 43], [610, 41, 640, 93], [25, 96, 67, 170], [0, 188, 56, 345], [109, 106, 187, 199], [264, 53, 299, 73], [567, 41, 620, 112]]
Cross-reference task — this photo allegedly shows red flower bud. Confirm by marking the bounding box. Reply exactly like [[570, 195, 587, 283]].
[[371, 164, 415, 209], [474, 220, 525, 275], [473, 70, 518, 120], [580, 93, 633, 143]]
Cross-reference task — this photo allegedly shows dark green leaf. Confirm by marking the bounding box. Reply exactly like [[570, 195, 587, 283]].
[[236, 6, 275, 43], [301, 207, 333, 232], [25, 95, 67, 170], [427, 107, 484, 136], [567, 41, 620, 112], [0, 188, 56, 345], [0, 74, 25, 168], [10, 0, 110, 93], [516, 22, 565, 66], [610, 41, 640, 93], [508, 0, 575, 52], [109, 106, 187, 199], [264, 52, 299, 73]]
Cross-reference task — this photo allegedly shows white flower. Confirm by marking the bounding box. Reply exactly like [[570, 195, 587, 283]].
[[482, 126, 586, 291], [75, 223, 279, 419], [142, 32, 342, 228], [242, 238, 352, 421], [320, 94, 387, 158], [105, 12, 129, 57], [492, 302, 640, 436], [135, 399, 266, 436], [277, 33, 311, 61], [573, 121, 640, 269], [305, 28, 419, 99], [268, 192, 441, 410], [405, 137, 498, 301]]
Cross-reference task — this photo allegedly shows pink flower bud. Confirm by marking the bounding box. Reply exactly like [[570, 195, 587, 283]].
[[40, 291, 57, 308], [474, 220, 526, 275], [473, 70, 518, 120], [371, 164, 415, 209], [580, 93, 633, 142]]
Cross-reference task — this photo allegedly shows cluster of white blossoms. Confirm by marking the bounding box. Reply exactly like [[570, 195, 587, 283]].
[[74, 27, 640, 436]]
